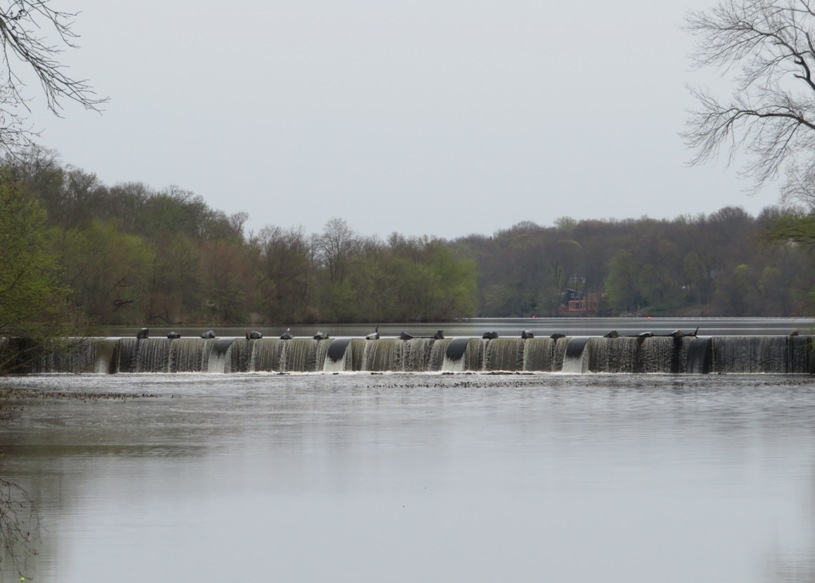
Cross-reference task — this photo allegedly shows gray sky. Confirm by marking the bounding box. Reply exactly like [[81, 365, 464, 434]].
[[28, 0, 771, 240]]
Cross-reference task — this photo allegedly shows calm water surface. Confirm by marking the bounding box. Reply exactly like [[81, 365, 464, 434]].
[[0, 372, 814, 582]]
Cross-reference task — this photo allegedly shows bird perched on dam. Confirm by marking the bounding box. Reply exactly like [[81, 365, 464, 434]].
[[366, 327, 380, 340], [314, 331, 329, 340], [521, 330, 534, 339], [433, 330, 444, 340], [280, 328, 293, 340]]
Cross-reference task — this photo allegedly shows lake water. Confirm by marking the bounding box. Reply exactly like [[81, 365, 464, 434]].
[[0, 372, 814, 582]]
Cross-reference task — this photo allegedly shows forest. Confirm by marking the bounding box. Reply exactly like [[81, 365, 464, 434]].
[[2, 147, 815, 336]]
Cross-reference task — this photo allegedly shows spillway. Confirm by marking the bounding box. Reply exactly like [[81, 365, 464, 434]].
[[4, 334, 813, 374]]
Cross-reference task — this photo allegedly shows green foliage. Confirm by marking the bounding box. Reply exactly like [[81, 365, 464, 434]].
[[0, 173, 69, 336], [5, 149, 815, 325], [425, 243, 478, 319], [58, 221, 155, 325], [198, 240, 252, 324], [314, 236, 478, 323], [457, 209, 815, 318], [148, 233, 204, 325], [605, 250, 642, 314], [767, 208, 815, 247], [254, 226, 316, 324]]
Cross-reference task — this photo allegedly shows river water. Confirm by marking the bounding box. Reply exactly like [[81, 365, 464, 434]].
[[0, 372, 814, 582]]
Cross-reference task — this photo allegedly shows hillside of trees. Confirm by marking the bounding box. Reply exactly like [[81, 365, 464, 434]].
[[1, 149, 478, 330], [455, 208, 814, 317], [2, 147, 815, 335]]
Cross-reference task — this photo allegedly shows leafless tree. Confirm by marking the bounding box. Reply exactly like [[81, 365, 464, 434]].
[[684, 0, 815, 208], [316, 218, 359, 284], [0, 1, 105, 152], [0, 476, 41, 578]]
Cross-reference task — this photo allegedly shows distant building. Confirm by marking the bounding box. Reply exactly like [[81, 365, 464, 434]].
[[559, 289, 601, 314]]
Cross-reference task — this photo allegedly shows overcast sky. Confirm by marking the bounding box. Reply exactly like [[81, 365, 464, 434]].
[[27, 0, 773, 240]]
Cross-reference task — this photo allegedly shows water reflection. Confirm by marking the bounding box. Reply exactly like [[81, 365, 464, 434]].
[[763, 464, 815, 583], [0, 373, 814, 582]]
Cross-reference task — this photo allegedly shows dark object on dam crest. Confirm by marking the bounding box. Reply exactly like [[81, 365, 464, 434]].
[[521, 330, 534, 339], [280, 328, 293, 340], [636, 332, 653, 344], [604, 330, 619, 338], [550, 333, 566, 340], [482, 332, 498, 339], [399, 330, 444, 340], [246, 331, 263, 340], [167, 331, 181, 339], [201, 330, 216, 339], [366, 327, 379, 340], [136, 328, 149, 340], [314, 331, 329, 340]]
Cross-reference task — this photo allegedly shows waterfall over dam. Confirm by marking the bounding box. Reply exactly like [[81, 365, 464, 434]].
[[5, 334, 814, 374]]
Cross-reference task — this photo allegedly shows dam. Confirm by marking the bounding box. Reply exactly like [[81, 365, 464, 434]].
[[5, 333, 813, 374]]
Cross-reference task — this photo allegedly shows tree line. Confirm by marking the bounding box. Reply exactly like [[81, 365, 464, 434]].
[[0, 148, 478, 331], [3, 147, 815, 338], [453, 207, 815, 317]]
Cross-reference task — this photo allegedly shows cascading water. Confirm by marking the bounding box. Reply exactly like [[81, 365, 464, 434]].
[[402, 338, 436, 371], [429, 339, 450, 371], [113, 337, 175, 373], [562, 337, 590, 373], [522, 338, 558, 372], [362, 338, 400, 371], [28, 338, 108, 374], [442, 338, 469, 372], [484, 338, 524, 371], [207, 338, 235, 373], [586, 336, 680, 373], [324, 338, 354, 372], [280, 338, 318, 372], [710, 335, 812, 373], [464, 339, 485, 371], [6, 334, 813, 375], [685, 336, 712, 374], [170, 338, 214, 372], [251, 339, 284, 372], [228, 338, 257, 373]]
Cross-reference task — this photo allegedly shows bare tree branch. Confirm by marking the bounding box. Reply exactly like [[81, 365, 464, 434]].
[[684, 0, 815, 206], [0, 476, 41, 578], [0, 1, 106, 153]]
